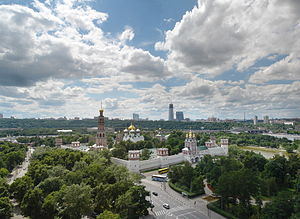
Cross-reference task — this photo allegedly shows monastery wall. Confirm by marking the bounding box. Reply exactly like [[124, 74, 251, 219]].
[[160, 154, 185, 167], [139, 158, 161, 171], [207, 147, 227, 156], [111, 157, 129, 167]]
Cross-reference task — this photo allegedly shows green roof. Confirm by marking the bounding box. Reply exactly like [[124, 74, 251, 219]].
[[198, 145, 208, 151]]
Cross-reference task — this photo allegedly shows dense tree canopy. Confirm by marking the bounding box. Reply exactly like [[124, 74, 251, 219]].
[[0, 178, 12, 219], [9, 147, 151, 219], [169, 162, 205, 195], [0, 141, 27, 171], [194, 146, 300, 219]]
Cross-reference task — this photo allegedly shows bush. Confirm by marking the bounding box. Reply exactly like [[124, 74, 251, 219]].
[[168, 181, 204, 198], [207, 201, 239, 219]]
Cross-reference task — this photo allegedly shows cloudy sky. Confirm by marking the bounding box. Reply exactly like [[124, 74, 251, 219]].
[[0, 0, 299, 120]]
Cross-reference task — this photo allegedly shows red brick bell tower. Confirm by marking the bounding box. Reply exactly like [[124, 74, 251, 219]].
[[96, 105, 107, 147]]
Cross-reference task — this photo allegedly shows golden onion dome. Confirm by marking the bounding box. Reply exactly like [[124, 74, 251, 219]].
[[189, 130, 192, 138], [128, 124, 136, 130]]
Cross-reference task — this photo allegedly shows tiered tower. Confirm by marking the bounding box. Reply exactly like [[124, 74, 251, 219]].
[[185, 130, 198, 155], [96, 105, 107, 147]]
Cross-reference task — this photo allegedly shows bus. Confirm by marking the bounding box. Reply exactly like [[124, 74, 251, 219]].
[[152, 175, 168, 182], [158, 167, 169, 174]]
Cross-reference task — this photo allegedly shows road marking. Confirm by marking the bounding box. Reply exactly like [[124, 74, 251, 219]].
[[175, 210, 198, 219], [166, 205, 188, 216], [155, 209, 168, 216]]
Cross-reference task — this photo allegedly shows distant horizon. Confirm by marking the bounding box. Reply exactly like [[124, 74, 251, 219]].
[[1, 115, 299, 121]]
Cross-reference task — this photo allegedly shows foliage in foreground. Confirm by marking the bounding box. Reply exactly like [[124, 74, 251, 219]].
[[10, 147, 151, 219], [168, 162, 204, 195], [195, 146, 300, 218]]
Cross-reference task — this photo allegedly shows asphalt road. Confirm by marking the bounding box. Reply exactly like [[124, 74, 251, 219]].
[[8, 147, 34, 185], [141, 171, 224, 219]]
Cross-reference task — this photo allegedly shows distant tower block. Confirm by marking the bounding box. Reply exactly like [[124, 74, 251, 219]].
[[264, 115, 269, 124], [220, 139, 229, 146], [168, 103, 174, 121], [157, 148, 169, 156], [128, 150, 140, 160], [253, 115, 258, 125]]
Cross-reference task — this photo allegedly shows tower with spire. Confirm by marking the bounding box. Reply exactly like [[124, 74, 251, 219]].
[[95, 103, 107, 148]]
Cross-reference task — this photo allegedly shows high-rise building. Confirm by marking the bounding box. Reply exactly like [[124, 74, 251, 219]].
[[253, 115, 258, 125], [168, 103, 174, 121], [264, 115, 269, 124], [96, 106, 107, 147], [133, 113, 139, 121], [0, 113, 3, 119], [176, 111, 184, 121]]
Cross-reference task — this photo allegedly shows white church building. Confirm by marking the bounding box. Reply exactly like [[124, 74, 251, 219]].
[[123, 123, 145, 143], [111, 130, 229, 173]]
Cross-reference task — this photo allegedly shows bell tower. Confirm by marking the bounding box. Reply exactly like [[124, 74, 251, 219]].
[[96, 104, 107, 148]]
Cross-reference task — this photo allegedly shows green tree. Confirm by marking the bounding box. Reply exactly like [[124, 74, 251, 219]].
[[291, 193, 300, 219], [288, 154, 300, 178], [261, 191, 294, 219], [42, 192, 59, 219], [116, 185, 150, 218], [216, 169, 259, 212], [57, 184, 93, 219], [140, 148, 152, 160], [0, 197, 12, 219], [10, 176, 34, 202], [37, 177, 63, 195], [260, 177, 278, 197], [190, 175, 204, 193], [21, 188, 44, 219], [96, 210, 121, 219], [264, 155, 288, 186], [242, 152, 267, 172], [0, 168, 9, 178]]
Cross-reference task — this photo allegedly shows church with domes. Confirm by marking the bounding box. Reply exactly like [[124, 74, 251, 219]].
[[123, 123, 144, 143]]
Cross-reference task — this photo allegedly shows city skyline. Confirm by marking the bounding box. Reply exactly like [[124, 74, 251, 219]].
[[0, 0, 299, 120]]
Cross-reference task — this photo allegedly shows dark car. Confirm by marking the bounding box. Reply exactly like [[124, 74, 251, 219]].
[[152, 192, 158, 196], [163, 203, 170, 209]]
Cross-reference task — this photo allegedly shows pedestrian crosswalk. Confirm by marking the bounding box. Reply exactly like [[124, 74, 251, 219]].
[[155, 209, 168, 216], [154, 205, 188, 217]]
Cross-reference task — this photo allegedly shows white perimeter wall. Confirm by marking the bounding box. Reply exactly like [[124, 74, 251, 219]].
[[111, 148, 227, 173], [111, 154, 185, 173], [111, 157, 129, 167]]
